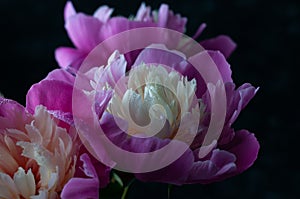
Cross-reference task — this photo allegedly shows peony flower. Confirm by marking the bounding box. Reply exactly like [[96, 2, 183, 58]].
[[28, 43, 259, 186], [70, 47, 259, 185], [0, 97, 105, 199], [55, 1, 236, 70], [26, 1, 259, 187]]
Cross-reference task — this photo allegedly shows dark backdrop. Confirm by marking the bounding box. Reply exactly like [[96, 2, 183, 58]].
[[1, 0, 299, 198]]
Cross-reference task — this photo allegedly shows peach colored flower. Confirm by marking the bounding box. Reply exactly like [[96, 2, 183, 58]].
[[0, 98, 78, 199]]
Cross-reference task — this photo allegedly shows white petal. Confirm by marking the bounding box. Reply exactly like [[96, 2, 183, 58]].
[[13, 167, 36, 198]]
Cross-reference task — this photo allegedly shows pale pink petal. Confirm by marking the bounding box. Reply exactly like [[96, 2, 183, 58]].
[[64, 1, 76, 21], [93, 5, 113, 23]]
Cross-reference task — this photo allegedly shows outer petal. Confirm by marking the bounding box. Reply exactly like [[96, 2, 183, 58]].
[[64, 1, 76, 21], [100, 113, 194, 185], [65, 14, 103, 51], [135, 148, 194, 185], [186, 149, 236, 184], [174, 50, 232, 97], [200, 35, 237, 58], [45, 69, 75, 85], [225, 130, 260, 173], [0, 97, 31, 130], [61, 154, 99, 199], [26, 80, 73, 121], [55, 47, 86, 69]]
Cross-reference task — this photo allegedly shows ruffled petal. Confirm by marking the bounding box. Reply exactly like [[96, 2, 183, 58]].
[[200, 35, 237, 58], [225, 130, 260, 173], [186, 149, 236, 184]]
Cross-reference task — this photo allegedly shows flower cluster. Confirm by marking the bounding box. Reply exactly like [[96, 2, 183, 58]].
[[0, 2, 259, 198]]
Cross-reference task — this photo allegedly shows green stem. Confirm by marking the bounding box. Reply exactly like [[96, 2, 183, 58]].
[[168, 184, 173, 199], [121, 178, 135, 199]]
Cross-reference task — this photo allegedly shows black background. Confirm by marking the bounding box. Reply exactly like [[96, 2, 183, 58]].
[[0, 0, 299, 198]]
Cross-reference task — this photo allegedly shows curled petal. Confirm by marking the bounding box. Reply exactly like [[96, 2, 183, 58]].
[[61, 154, 99, 199], [225, 130, 260, 173], [187, 149, 236, 183], [200, 35, 237, 58]]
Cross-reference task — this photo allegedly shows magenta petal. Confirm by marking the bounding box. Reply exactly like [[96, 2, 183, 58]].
[[157, 4, 169, 28], [55, 47, 86, 69], [45, 69, 75, 85], [226, 83, 258, 125], [26, 80, 73, 114], [226, 130, 260, 173], [64, 1, 76, 21], [60, 178, 99, 199], [133, 45, 185, 69], [187, 149, 236, 183], [135, 148, 194, 185], [0, 97, 31, 130], [101, 17, 156, 40], [65, 14, 103, 51], [61, 154, 99, 199], [207, 50, 233, 83], [200, 35, 237, 58]]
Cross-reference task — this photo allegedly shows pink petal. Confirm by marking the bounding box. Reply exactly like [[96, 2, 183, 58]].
[[64, 1, 76, 21], [45, 69, 75, 85], [26, 80, 73, 114], [0, 97, 31, 130], [200, 35, 237, 58], [135, 3, 152, 22], [93, 5, 113, 23], [55, 47, 86, 69], [157, 4, 169, 27], [226, 130, 260, 173], [65, 14, 103, 51], [207, 50, 233, 83], [61, 154, 99, 199]]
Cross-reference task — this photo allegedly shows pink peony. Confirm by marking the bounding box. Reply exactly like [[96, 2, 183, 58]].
[[26, 2, 259, 187], [0, 97, 104, 199], [55, 2, 236, 70]]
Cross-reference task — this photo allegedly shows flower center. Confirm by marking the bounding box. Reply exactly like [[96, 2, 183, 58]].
[[108, 64, 197, 139]]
